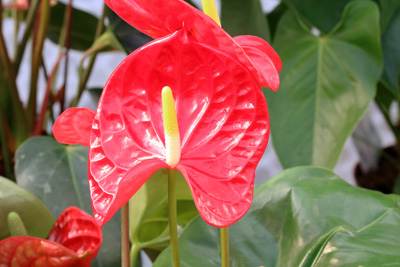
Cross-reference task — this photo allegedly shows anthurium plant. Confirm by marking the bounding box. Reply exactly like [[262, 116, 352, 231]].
[[0, 0, 399, 266]]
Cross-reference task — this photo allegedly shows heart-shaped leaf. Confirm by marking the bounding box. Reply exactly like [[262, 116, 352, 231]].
[[265, 1, 382, 169], [153, 166, 400, 266], [0, 177, 54, 240], [14, 137, 120, 267], [129, 169, 198, 264]]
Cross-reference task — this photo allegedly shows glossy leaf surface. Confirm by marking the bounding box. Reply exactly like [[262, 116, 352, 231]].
[[154, 167, 400, 266], [48, 2, 104, 51], [286, 0, 351, 33], [89, 29, 269, 228], [0, 207, 101, 267], [0, 177, 54, 240], [14, 137, 121, 267], [129, 169, 198, 264], [104, 0, 280, 89], [266, 1, 382, 169], [220, 0, 270, 42]]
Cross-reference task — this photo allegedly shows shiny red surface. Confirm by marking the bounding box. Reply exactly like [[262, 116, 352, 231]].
[[53, 108, 95, 147], [89, 29, 270, 227], [0, 207, 102, 267], [104, 0, 280, 90], [53, 0, 280, 228]]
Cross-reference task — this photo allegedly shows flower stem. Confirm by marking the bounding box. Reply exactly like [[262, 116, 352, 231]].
[[168, 169, 180, 267], [220, 227, 229, 267], [27, 0, 50, 131], [121, 202, 130, 267]]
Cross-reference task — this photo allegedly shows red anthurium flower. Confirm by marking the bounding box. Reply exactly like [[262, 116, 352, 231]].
[[53, 0, 281, 228], [104, 0, 281, 91], [0, 207, 102, 267]]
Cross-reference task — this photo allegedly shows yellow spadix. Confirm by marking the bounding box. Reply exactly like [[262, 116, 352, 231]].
[[201, 0, 221, 26], [162, 86, 181, 168]]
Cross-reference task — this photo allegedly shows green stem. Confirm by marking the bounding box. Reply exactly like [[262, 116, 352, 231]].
[[12, 1, 20, 60], [27, 0, 51, 131], [0, 0, 28, 145], [130, 242, 140, 267], [56, 0, 73, 111], [13, 0, 40, 72], [220, 227, 229, 267], [168, 169, 180, 267], [71, 3, 107, 107], [0, 111, 14, 180], [122, 202, 130, 267]]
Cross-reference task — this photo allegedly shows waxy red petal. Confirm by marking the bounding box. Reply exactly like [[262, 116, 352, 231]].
[[90, 29, 269, 227], [46, 207, 102, 258], [53, 108, 95, 147], [104, 0, 277, 88], [0, 207, 101, 267], [234, 35, 282, 72], [0, 237, 90, 267]]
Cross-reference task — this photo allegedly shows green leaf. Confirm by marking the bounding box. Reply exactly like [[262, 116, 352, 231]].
[[286, 0, 351, 33], [265, 1, 382, 169], [221, 0, 270, 41], [380, 0, 400, 99], [0, 176, 54, 240], [107, 8, 152, 54], [153, 167, 400, 266], [130, 169, 198, 264], [47, 2, 104, 51], [14, 136, 121, 267]]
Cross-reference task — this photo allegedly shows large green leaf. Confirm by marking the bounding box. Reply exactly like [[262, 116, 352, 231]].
[[14, 137, 120, 267], [265, 1, 382, 169], [153, 167, 400, 266], [47, 2, 104, 51], [221, 0, 270, 41], [285, 0, 351, 34], [129, 169, 198, 265], [380, 0, 400, 99], [0, 176, 54, 240]]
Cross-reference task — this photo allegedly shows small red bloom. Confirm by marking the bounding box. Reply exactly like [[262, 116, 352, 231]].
[[54, 0, 281, 228], [0, 207, 102, 267]]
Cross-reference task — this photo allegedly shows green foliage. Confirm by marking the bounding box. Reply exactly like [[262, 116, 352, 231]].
[[47, 2, 104, 51], [14, 137, 121, 267], [0, 176, 54, 240], [285, 0, 351, 33], [153, 167, 400, 266], [107, 8, 152, 54], [221, 0, 270, 41], [380, 0, 400, 99], [265, 0, 382, 169]]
